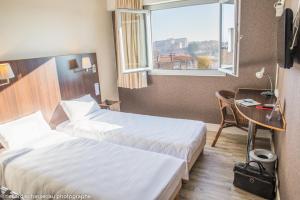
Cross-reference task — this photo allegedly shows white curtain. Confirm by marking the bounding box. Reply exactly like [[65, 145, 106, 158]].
[[115, 0, 148, 89]]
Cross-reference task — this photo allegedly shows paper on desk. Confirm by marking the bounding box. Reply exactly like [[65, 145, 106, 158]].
[[236, 99, 261, 107]]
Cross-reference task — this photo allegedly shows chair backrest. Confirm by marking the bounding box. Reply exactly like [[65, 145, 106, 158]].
[[216, 90, 235, 106], [216, 90, 248, 127], [216, 90, 237, 123]]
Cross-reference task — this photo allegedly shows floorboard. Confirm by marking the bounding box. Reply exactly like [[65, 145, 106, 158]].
[[178, 131, 271, 200]]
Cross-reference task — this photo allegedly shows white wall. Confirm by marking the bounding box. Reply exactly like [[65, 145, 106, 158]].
[[107, 0, 117, 10], [0, 0, 119, 100]]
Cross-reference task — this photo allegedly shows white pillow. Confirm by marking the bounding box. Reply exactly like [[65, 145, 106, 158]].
[[60, 94, 100, 122], [0, 111, 51, 150]]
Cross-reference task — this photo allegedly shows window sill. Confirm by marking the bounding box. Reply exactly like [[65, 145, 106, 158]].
[[149, 69, 226, 77]]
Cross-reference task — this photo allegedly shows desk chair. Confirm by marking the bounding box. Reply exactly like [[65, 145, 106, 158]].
[[212, 90, 251, 147]]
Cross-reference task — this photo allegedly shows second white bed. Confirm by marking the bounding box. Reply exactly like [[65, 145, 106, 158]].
[[57, 109, 207, 179]]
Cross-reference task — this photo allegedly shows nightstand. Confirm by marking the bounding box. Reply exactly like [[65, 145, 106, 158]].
[[99, 100, 121, 111]]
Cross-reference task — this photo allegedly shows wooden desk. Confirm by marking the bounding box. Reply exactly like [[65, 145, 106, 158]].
[[235, 89, 286, 161]]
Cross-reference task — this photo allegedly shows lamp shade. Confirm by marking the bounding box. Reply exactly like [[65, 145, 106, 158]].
[[256, 67, 265, 79], [82, 57, 92, 69], [0, 63, 15, 80]]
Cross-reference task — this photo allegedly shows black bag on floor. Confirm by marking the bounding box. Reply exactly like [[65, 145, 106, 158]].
[[233, 161, 276, 200]]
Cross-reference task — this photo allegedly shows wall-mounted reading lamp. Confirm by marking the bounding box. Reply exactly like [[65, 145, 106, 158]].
[[0, 63, 15, 86], [75, 57, 97, 73], [274, 0, 285, 17], [256, 67, 274, 96]]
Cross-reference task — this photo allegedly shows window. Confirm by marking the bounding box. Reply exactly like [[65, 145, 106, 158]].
[[116, 9, 152, 73], [151, 2, 220, 71], [117, 0, 240, 76], [219, 0, 239, 76]]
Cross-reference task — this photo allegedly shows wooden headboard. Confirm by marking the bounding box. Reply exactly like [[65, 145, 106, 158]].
[[0, 53, 100, 128]]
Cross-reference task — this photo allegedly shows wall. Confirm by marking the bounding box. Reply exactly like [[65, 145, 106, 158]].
[[107, 0, 116, 11], [0, 0, 119, 101], [274, 0, 300, 199], [119, 0, 277, 123]]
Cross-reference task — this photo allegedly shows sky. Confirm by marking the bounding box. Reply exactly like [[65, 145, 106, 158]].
[[151, 3, 234, 43]]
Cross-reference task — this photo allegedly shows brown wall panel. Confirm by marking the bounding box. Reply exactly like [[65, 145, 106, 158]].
[[0, 53, 100, 128], [0, 57, 61, 124], [56, 53, 100, 102]]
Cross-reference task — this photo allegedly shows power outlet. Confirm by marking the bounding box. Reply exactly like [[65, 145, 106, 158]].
[[94, 83, 100, 96]]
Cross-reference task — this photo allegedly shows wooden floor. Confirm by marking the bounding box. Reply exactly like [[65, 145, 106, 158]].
[[178, 131, 271, 200]]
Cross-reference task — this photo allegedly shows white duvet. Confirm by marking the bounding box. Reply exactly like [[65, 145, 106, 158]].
[[0, 132, 185, 200], [57, 110, 207, 179]]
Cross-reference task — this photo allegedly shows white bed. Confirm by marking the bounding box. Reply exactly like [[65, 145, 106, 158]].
[[57, 109, 207, 180], [0, 131, 185, 200]]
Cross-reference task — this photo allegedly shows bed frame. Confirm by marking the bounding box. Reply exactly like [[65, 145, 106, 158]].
[[188, 135, 206, 171], [171, 181, 182, 200]]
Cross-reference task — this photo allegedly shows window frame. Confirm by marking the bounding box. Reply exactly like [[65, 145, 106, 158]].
[[116, 9, 153, 74], [218, 0, 240, 77], [116, 0, 240, 76], [145, 0, 240, 77]]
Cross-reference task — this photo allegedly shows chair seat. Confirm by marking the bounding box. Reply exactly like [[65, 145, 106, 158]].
[[224, 114, 235, 122], [224, 115, 248, 126]]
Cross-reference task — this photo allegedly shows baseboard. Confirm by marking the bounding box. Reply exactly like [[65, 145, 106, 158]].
[[206, 123, 280, 199]]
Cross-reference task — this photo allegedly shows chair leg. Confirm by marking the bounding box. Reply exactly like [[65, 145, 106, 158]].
[[252, 126, 257, 149], [211, 122, 225, 147]]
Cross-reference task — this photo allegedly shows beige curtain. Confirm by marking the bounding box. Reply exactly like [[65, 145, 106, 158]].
[[115, 0, 148, 89]]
